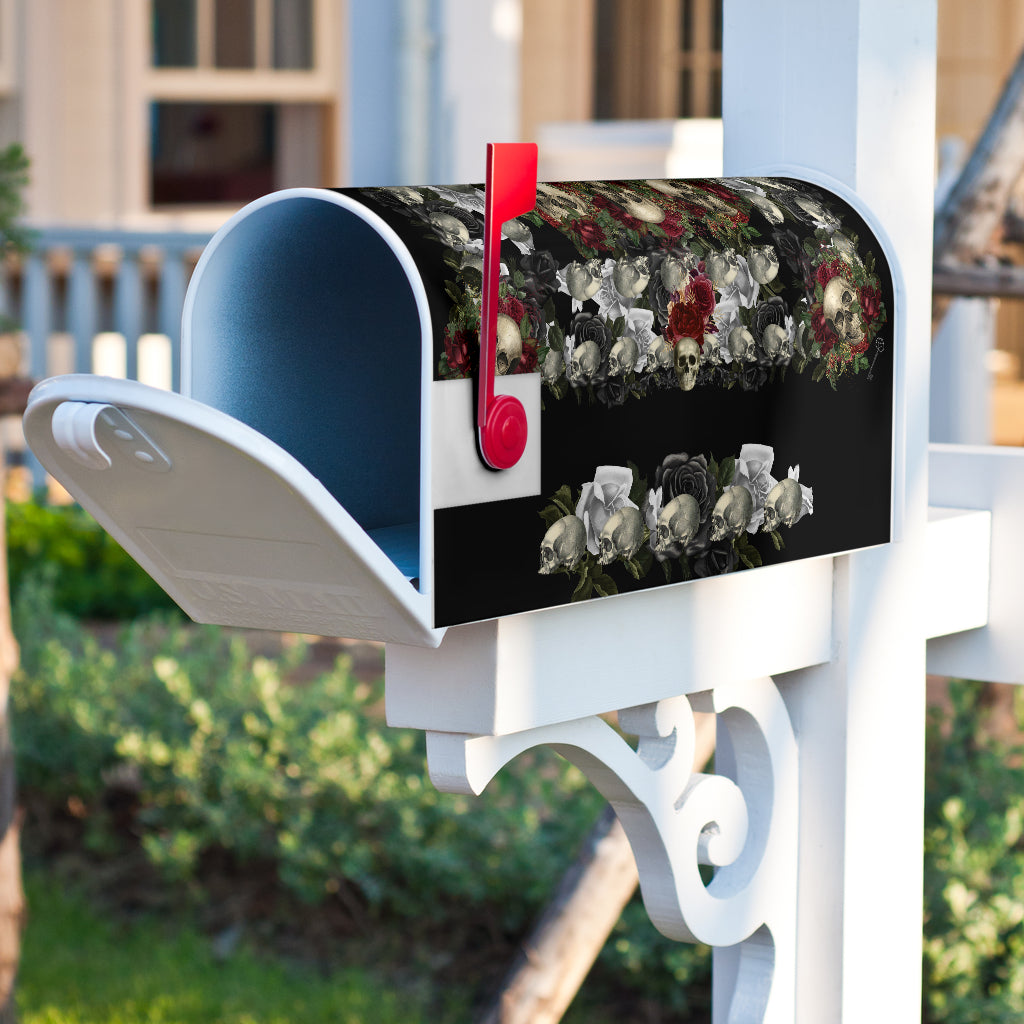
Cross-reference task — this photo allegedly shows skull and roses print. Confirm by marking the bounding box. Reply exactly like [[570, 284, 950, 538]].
[[342, 174, 895, 627]]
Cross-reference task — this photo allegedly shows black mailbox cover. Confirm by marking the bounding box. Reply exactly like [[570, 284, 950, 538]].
[[24, 174, 895, 644]]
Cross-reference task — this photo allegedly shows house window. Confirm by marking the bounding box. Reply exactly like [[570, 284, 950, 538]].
[[150, 0, 314, 71], [145, 0, 334, 207], [594, 0, 722, 119]]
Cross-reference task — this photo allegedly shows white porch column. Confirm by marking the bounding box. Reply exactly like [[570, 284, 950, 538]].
[[722, 3, 935, 1021]]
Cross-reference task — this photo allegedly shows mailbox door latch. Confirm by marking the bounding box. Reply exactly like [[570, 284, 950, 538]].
[[51, 402, 172, 474]]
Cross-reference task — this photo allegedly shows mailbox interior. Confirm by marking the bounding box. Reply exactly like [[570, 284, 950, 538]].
[[182, 190, 432, 586]]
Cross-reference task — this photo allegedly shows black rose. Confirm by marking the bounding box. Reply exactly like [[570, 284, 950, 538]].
[[571, 312, 614, 359], [772, 227, 811, 279], [739, 363, 769, 391], [692, 542, 740, 578], [655, 453, 715, 522], [519, 251, 560, 306], [752, 296, 788, 341]]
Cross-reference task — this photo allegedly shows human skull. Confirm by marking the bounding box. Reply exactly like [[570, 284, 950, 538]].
[[728, 326, 756, 362], [495, 313, 523, 375], [747, 246, 780, 285], [646, 337, 673, 372], [747, 193, 784, 225], [660, 255, 689, 292], [704, 250, 739, 289], [654, 494, 700, 555], [822, 276, 864, 347], [762, 478, 803, 532], [761, 323, 788, 360], [569, 339, 601, 385], [565, 260, 603, 301], [709, 486, 754, 542], [608, 335, 639, 377], [674, 337, 701, 391], [387, 186, 423, 205], [539, 515, 587, 574], [618, 192, 665, 223], [541, 347, 564, 384], [702, 332, 722, 366], [612, 257, 651, 299], [428, 211, 470, 248], [597, 506, 645, 565], [502, 218, 533, 245]]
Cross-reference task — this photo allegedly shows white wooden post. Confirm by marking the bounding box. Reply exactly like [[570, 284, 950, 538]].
[[722, 1, 935, 1018]]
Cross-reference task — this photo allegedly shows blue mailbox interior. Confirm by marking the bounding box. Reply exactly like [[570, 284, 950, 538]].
[[186, 194, 424, 582]]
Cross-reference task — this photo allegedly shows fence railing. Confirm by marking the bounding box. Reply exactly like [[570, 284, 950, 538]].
[[3, 225, 214, 393]]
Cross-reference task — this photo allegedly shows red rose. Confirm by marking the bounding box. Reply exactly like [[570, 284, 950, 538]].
[[499, 294, 525, 324], [860, 284, 882, 324], [811, 308, 840, 355], [667, 302, 706, 343], [685, 275, 716, 318], [573, 218, 608, 249], [515, 340, 539, 374], [815, 257, 846, 289], [593, 194, 644, 232], [659, 210, 685, 237], [444, 327, 473, 376]]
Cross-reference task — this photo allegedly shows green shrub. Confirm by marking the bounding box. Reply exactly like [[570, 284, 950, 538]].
[[7, 499, 179, 619], [11, 575, 710, 1014], [923, 680, 1024, 1023]]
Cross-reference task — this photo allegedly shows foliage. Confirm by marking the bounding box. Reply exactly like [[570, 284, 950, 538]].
[[922, 680, 1024, 1023], [17, 871, 447, 1024], [11, 575, 710, 1014], [0, 142, 32, 332], [7, 499, 179, 619]]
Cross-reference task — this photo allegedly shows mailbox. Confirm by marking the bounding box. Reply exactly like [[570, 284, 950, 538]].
[[23, 147, 895, 647]]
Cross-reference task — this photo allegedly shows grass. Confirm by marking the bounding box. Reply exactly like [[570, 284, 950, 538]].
[[17, 871, 459, 1024]]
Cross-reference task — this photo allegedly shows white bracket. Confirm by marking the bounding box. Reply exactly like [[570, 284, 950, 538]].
[[426, 676, 798, 1024]]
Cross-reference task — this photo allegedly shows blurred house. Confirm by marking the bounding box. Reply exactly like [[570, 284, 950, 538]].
[[0, 0, 1020, 429]]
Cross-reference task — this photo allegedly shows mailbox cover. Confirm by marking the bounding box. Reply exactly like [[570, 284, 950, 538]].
[[24, 173, 895, 646]]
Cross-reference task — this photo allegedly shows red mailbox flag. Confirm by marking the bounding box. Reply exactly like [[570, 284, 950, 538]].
[[477, 142, 538, 470]]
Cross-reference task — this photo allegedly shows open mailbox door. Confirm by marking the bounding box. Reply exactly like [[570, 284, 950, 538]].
[[23, 374, 443, 647], [24, 154, 897, 643]]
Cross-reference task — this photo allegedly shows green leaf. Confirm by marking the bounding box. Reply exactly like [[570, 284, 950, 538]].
[[520, 317, 531, 340], [571, 570, 593, 602], [549, 323, 565, 353], [552, 484, 574, 514], [623, 558, 641, 580], [636, 545, 654, 576], [612, 316, 626, 339], [592, 571, 618, 597], [444, 281, 462, 304], [718, 456, 736, 489], [513, 269, 526, 289], [769, 530, 783, 552], [627, 461, 647, 508], [661, 559, 673, 584], [543, 297, 558, 323], [538, 505, 562, 529]]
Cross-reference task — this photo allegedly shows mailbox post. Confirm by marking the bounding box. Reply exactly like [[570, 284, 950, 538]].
[[22, 1, 1019, 1021]]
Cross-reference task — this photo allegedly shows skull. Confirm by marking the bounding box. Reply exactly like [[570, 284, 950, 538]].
[[618, 191, 665, 223], [762, 478, 803, 532], [502, 218, 533, 245], [747, 246, 780, 285], [612, 257, 651, 299], [709, 486, 754, 542], [674, 337, 701, 391], [704, 249, 739, 289], [597, 506, 645, 565], [761, 323, 788, 360], [653, 493, 700, 556], [539, 515, 587, 574], [728, 326, 756, 362], [541, 347, 564, 384], [387, 186, 423, 205], [495, 313, 523, 375], [569, 339, 601, 385], [822, 276, 864, 347], [646, 337, 673, 372], [608, 335, 639, 377], [428, 211, 470, 248], [702, 332, 722, 366], [565, 260, 603, 301], [660, 255, 689, 292], [747, 193, 784, 225]]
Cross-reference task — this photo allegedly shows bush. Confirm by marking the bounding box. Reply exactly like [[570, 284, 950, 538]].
[[7, 499, 179, 619], [11, 574, 710, 1015], [923, 680, 1024, 1022]]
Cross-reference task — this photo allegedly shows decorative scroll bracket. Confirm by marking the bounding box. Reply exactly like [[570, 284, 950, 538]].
[[425, 675, 797, 1024]]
